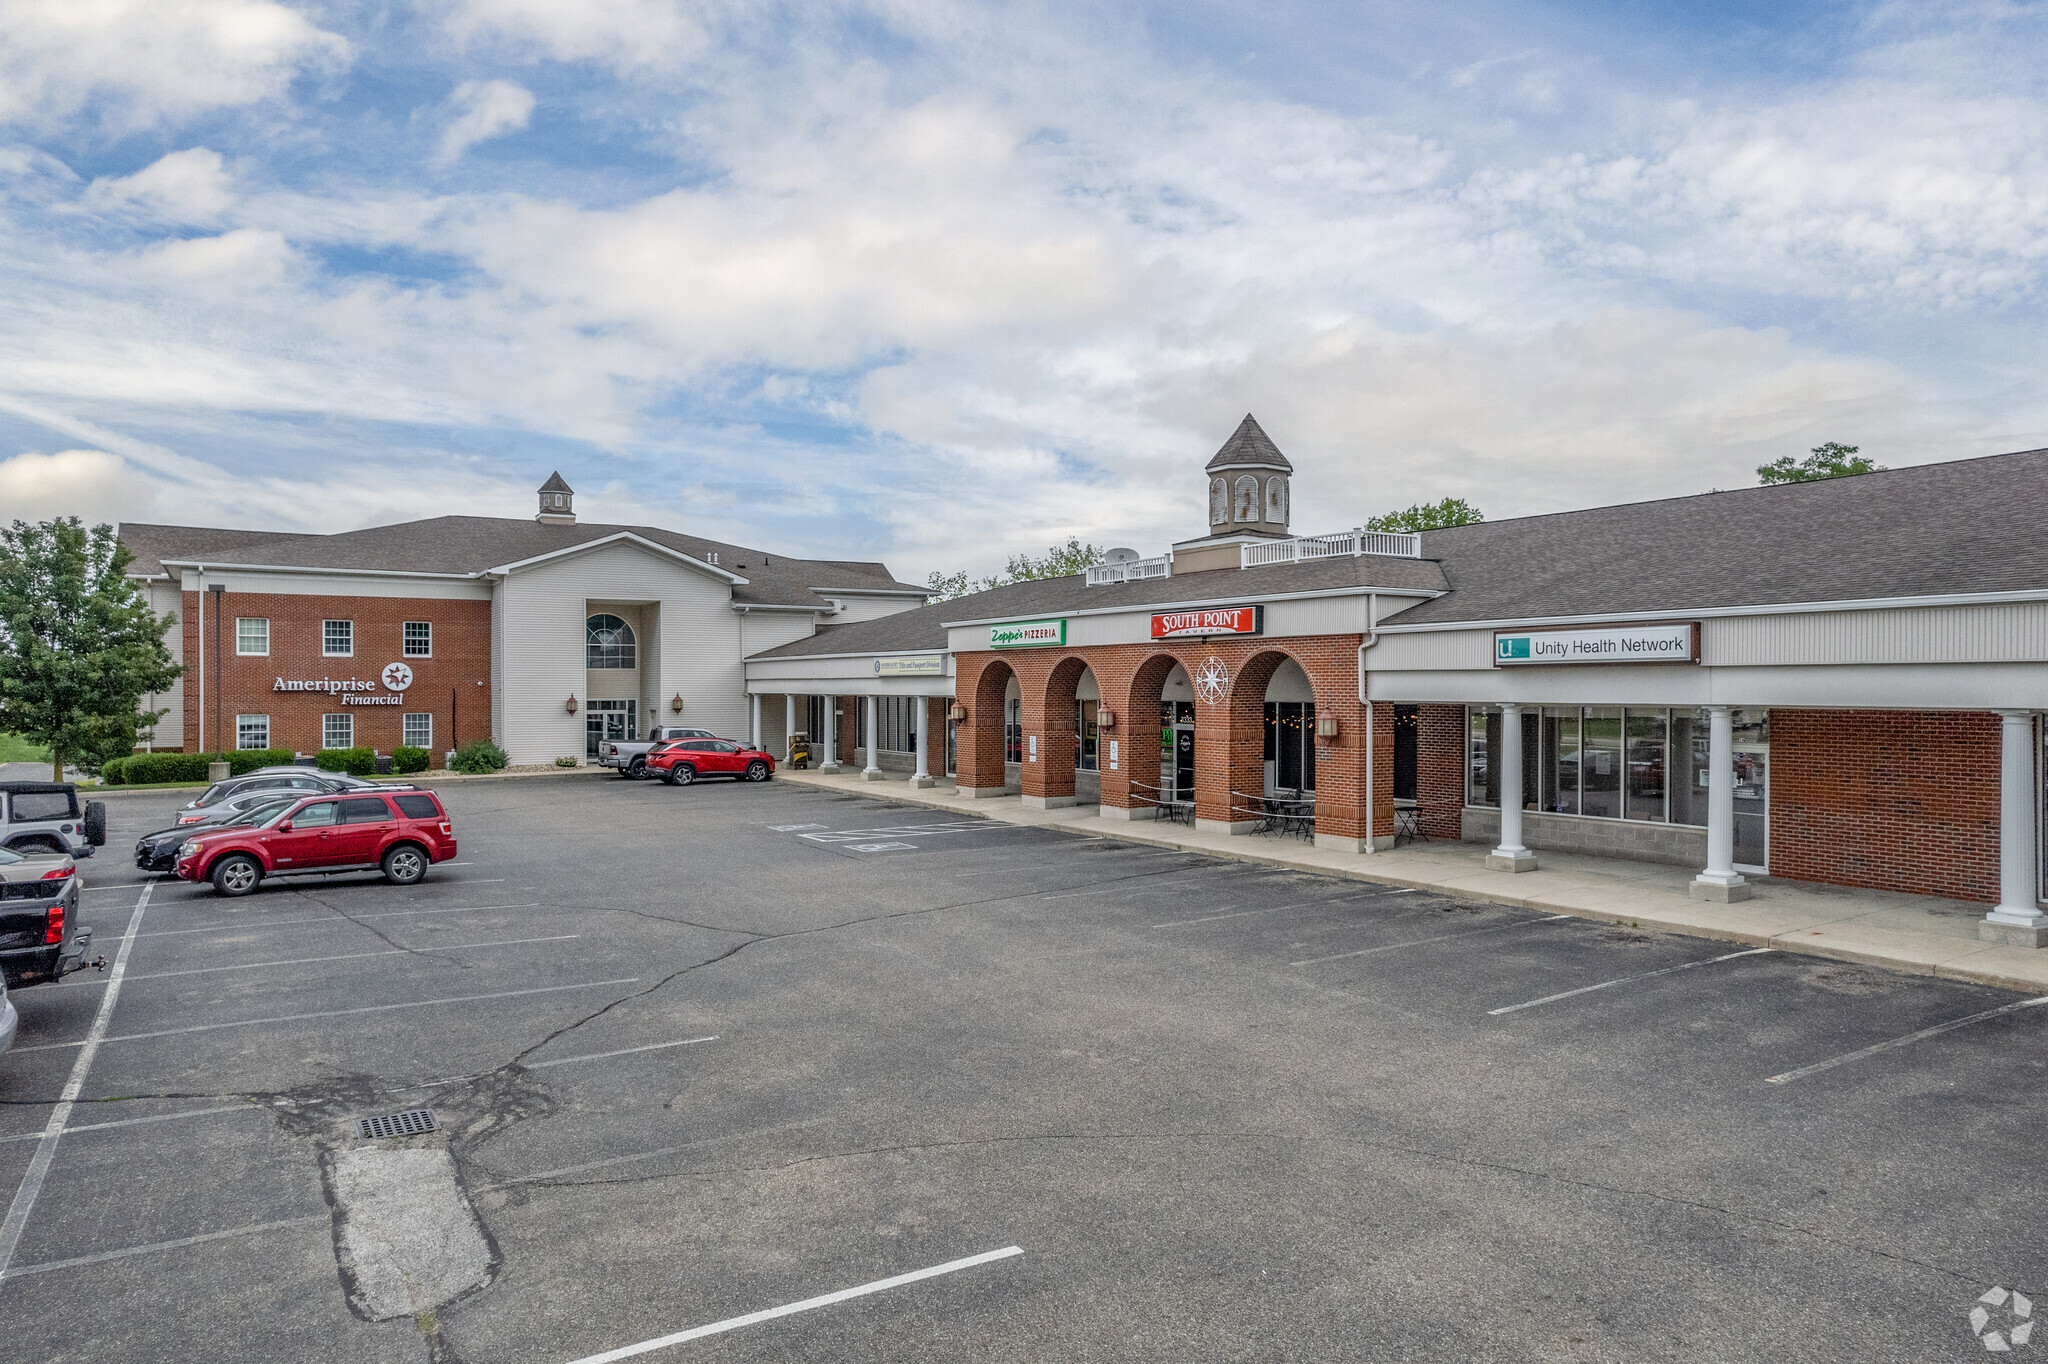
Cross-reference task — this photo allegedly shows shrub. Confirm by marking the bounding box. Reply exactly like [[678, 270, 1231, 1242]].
[[227, 748, 297, 776], [392, 746, 431, 775], [101, 757, 128, 785], [116, 752, 210, 784], [451, 739, 508, 774], [554, 755, 577, 767], [315, 746, 378, 777]]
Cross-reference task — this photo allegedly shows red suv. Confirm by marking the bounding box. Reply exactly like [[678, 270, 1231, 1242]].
[[175, 790, 458, 897], [646, 739, 776, 786]]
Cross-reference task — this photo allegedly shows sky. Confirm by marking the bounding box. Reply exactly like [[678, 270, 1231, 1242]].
[[0, 0, 2045, 584]]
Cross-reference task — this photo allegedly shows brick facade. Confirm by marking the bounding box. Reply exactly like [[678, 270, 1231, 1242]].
[[1415, 703, 1467, 840], [1769, 708, 2003, 903], [955, 635, 1390, 844], [181, 591, 491, 756]]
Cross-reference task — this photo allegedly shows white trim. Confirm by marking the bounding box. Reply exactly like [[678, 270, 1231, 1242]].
[[810, 587, 930, 598], [730, 603, 829, 614], [940, 583, 1442, 630], [486, 532, 749, 584], [1376, 586, 2048, 635], [157, 558, 477, 581], [234, 616, 269, 657], [748, 648, 949, 663]]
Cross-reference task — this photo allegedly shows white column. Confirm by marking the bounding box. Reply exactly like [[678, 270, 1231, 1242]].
[[750, 693, 762, 750], [1487, 703, 1537, 872], [909, 697, 935, 787], [1690, 705, 1751, 902], [861, 695, 885, 780], [1983, 710, 2043, 945], [818, 696, 841, 773], [784, 694, 796, 760]]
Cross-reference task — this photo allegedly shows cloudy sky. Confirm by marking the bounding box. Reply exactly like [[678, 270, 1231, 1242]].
[[1, 0, 2044, 581]]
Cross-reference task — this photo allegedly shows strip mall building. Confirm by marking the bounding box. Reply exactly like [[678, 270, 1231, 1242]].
[[125, 421, 2048, 945]]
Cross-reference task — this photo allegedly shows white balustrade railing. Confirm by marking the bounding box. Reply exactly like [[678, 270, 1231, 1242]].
[[1086, 554, 1173, 585], [1240, 529, 1422, 568]]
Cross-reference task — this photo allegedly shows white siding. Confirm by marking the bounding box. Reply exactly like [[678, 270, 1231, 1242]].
[[1368, 629, 1492, 672], [145, 580, 183, 747], [1704, 601, 2048, 665], [818, 594, 925, 623]]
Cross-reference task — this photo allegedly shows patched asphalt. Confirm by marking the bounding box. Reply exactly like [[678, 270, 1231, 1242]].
[[2, 772, 2044, 1362]]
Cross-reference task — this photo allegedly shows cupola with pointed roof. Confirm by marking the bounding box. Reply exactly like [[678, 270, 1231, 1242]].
[[537, 471, 576, 525], [1205, 414, 1291, 538]]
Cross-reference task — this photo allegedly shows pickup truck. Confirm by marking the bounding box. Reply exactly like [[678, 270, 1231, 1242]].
[[598, 727, 721, 778], [0, 845, 99, 989]]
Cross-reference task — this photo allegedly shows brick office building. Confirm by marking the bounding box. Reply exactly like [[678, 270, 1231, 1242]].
[[745, 417, 2048, 947], [121, 475, 928, 766]]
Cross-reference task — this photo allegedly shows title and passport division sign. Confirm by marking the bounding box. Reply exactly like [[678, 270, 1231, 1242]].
[[1493, 623, 1699, 666], [1151, 606, 1263, 640]]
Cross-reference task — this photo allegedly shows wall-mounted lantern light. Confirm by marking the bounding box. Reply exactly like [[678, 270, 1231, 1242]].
[[566, 694, 579, 715], [948, 704, 967, 722], [1097, 709, 1117, 729], [1317, 715, 1339, 739], [670, 693, 684, 714]]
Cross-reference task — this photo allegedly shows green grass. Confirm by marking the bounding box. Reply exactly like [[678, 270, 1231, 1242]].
[[0, 732, 51, 764]]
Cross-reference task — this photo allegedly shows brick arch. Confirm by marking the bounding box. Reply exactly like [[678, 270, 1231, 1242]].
[[1024, 655, 1095, 804], [1206, 649, 1305, 827], [955, 655, 1019, 796], [1098, 652, 1184, 814]]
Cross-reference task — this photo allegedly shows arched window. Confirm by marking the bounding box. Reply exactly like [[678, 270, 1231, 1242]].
[[586, 614, 636, 669], [1234, 475, 1259, 522], [1265, 476, 1288, 524], [1209, 477, 1228, 525]]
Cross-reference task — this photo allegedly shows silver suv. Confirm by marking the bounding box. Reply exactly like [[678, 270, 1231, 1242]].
[[0, 782, 105, 859]]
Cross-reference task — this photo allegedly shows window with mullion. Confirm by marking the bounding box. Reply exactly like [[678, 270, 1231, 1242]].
[[323, 619, 353, 657], [236, 618, 269, 656], [403, 621, 432, 658]]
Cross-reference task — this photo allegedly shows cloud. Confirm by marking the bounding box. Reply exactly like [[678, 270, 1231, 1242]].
[[84, 147, 236, 223], [0, 448, 154, 523], [438, 0, 713, 70], [0, 0, 349, 132], [434, 79, 535, 165]]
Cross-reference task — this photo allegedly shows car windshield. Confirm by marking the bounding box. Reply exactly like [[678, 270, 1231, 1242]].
[[0, 847, 21, 865], [231, 799, 297, 827]]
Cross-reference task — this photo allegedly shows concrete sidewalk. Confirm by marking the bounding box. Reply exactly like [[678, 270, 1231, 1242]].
[[781, 768, 2048, 995]]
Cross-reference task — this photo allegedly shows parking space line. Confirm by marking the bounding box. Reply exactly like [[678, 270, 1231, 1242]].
[[0, 1104, 259, 1146], [1040, 867, 1253, 901], [528, 1036, 718, 1069], [563, 1245, 1025, 1363], [1153, 888, 1409, 928], [1292, 914, 1571, 967], [125, 904, 544, 941], [1487, 948, 1775, 1016], [0, 1214, 326, 1284], [7, 977, 641, 1053], [1764, 995, 2048, 1084], [0, 881, 154, 1279], [122, 934, 580, 981]]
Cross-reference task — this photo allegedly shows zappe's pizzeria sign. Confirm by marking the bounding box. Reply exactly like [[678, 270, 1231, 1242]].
[[1151, 605, 1263, 639], [273, 662, 415, 706]]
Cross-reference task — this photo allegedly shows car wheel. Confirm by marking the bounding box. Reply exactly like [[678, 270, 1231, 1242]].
[[382, 843, 428, 886], [744, 760, 770, 782], [211, 854, 262, 897], [672, 764, 696, 786], [628, 760, 646, 780]]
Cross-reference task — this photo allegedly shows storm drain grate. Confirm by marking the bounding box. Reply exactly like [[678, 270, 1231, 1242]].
[[356, 1108, 440, 1140]]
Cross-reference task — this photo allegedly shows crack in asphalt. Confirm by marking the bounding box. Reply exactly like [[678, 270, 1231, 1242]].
[[288, 885, 477, 971]]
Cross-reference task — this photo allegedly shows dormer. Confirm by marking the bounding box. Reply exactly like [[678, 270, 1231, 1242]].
[[537, 471, 576, 525], [1205, 414, 1292, 540]]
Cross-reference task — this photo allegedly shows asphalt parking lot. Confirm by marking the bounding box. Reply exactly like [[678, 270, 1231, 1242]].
[[2, 773, 2045, 1361]]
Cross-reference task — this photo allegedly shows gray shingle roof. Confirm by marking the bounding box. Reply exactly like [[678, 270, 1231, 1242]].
[[1388, 446, 2048, 626], [538, 471, 573, 494], [1205, 414, 1293, 473], [120, 516, 924, 611], [747, 553, 1449, 659]]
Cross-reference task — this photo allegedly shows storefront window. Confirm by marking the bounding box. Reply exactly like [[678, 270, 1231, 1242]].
[[1543, 706, 1579, 814], [1670, 710, 1710, 828], [1264, 701, 1315, 793], [1005, 697, 1022, 765], [1580, 707, 1622, 818], [1468, 706, 1497, 807], [1624, 708, 1667, 823]]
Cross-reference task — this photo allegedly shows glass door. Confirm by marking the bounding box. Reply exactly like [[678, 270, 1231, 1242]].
[[585, 700, 636, 756], [1733, 743, 1768, 872]]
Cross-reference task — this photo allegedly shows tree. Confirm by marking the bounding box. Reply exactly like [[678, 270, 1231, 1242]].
[[925, 537, 1107, 602], [0, 518, 181, 780], [1363, 497, 1483, 532], [1758, 442, 1884, 485]]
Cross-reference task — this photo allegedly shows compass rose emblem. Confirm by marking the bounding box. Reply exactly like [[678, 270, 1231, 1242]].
[[381, 662, 414, 692], [1195, 657, 1229, 705]]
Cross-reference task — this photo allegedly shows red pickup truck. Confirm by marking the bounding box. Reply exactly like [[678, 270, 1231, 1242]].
[[175, 789, 458, 896]]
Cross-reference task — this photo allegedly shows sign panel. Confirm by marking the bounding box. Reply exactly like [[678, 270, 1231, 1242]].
[[875, 655, 944, 677], [1151, 605, 1263, 639], [989, 619, 1066, 649], [1492, 623, 1699, 666]]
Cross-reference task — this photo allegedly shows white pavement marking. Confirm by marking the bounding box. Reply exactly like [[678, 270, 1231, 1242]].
[[0, 880, 154, 1279], [127, 904, 544, 940], [1152, 889, 1408, 929], [7, 978, 641, 1053], [0, 1215, 326, 1283], [0, 1104, 258, 1146], [563, 1245, 1026, 1363], [528, 1036, 717, 1069], [122, 934, 581, 981], [1764, 995, 2048, 1085], [1291, 914, 1572, 967], [1488, 948, 1776, 1016], [82, 883, 154, 892]]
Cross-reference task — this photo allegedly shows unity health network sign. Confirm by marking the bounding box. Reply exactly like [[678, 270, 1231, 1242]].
[[1492, 623, 1699, 666]]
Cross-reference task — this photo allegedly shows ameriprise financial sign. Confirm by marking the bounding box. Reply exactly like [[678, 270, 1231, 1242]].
[[1493, 624, 1699, 666]]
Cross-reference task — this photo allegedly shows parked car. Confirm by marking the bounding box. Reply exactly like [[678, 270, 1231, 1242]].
[[0, 782, 106, 859], [174, 789, 458, 897], [182, 767, 398, 813], [0, 973, 15, 1058], [0, 845, 98, 989], [136, 793, 301, 873], [645, 739, 777, 786], [175, 777, 414, 826], [599, 728, 722, 779]]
